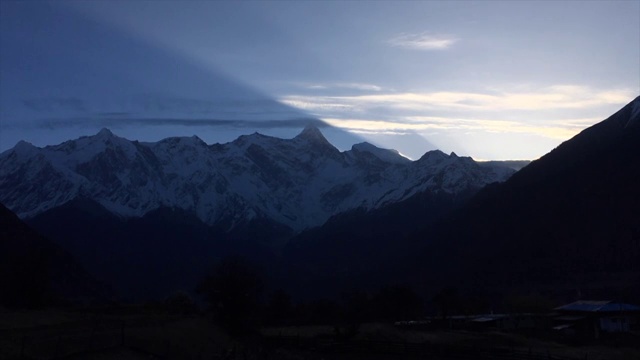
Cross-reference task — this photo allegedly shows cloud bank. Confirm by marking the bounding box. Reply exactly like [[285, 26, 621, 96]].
[[281, 84, 636, 144], [8, 116, 328, 131], [304, 83, 383, 92], [388, 32, 458, 50]]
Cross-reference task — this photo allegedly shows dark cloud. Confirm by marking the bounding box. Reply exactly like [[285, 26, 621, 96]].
[[27, 117, 328, 130], [22, 98, 87, 112]]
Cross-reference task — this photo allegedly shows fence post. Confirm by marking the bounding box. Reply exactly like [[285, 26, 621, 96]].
[[165, 339, 172, 358], [54, 335, 61, 357], [20, 335, 25, 359], [121, 321, 125, 346], [89, 321, 97, 350]]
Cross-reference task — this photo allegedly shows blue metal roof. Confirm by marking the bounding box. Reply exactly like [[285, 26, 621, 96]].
[[556, 301, 640, 312]]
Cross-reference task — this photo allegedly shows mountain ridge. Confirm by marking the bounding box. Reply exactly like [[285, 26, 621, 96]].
[[405, 95, 640, 301], [0, 126, 515, 232]]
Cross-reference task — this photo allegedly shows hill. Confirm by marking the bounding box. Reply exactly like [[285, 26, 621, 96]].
[[410, 96, 640, 303]]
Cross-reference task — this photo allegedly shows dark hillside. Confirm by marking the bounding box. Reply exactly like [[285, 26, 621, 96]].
[[27, 199, 285, 300], [410, 96, 640, 302], [0, 203, 104, 306], [280, 188, 480, 300]]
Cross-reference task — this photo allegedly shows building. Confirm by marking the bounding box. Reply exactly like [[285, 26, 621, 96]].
[[552, 300, 640, 339]]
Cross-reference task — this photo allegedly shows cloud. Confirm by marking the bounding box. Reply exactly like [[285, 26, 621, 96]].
[[321, 117, 580, 140], [281, 98, 358, 112], [22, 97, 87, 112], [280, 85, 637, 141], [281, 85, 635, 114], [17, 117, 328, 130], [302, 82, 383, 92], [388, 32, 458, 50]]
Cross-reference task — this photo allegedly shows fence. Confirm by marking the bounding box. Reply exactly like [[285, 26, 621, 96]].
[[1, 317, 250, 360], [1, 317, 173, 360], [266, 335, 582, 360], [2, 323, 594, 360]]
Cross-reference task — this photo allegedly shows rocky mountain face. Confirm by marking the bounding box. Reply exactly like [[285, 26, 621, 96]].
[[0, 126, 513, 233]]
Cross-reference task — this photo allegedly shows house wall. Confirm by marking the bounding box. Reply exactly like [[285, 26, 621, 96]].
[[599, 316, 630, 332], [501, 316, 536, 329]]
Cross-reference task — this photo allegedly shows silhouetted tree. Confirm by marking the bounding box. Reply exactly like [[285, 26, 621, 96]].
[[164, 291, 198, 315], [457, 291, 491, 315], [294, 298, 342, 325], [372, 285, 423, 321], [433, 287, 459, 320], [265, 289, 293, 325], [196, 257, 263, 336], [503, 293, 555, 314], [339, 290, 371, 339]]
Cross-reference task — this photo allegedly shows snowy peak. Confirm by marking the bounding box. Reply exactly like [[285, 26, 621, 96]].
[[0, 128, 514, 231], [90, 127, 128, 145], [296, 124, 324, 139], [351, 142, 410, 164], [157, 135, 208, 149], [352, 142, 383, 152], [96, 127, 114, 138], [230, 132, 288, 152], [49, 128, 140, 164], [417, 150, 448, 163], [294, 125, 333, 147], [606, 95, 640, 129], [627, 95, 640, 128], [12, 140, 38, 157]]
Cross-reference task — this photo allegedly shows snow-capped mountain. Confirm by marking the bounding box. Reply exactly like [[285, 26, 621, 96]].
[[0, 126, 514, 232]]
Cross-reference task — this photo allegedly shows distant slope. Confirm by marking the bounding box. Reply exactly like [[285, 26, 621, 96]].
[[0, 203, 106, 307], [279, 188, 478, 299], [478, 160, 531, 171], [26, 199, 286, 301], [411, 96, 640, 301]]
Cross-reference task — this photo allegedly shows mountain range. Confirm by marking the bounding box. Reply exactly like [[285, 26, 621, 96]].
[[2, 96, 638, 304], [0, 125, 515, 299], [0, 126, 513, 232]]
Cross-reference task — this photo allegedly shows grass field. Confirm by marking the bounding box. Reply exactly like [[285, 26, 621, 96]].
[[2, 308, 639, 360], [0, 308, 232, 359], [262, 323, 640, 360]]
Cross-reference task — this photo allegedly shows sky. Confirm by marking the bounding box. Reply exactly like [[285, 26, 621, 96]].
[[1, 1, 638, 160]]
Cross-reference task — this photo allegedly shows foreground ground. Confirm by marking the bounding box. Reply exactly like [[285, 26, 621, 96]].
[[263, 323, 640, 360], [1, 308, 639, 360]]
